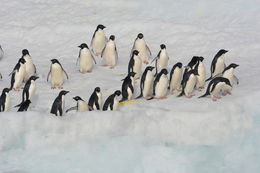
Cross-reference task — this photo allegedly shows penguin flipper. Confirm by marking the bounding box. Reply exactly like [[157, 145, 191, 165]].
[[91, 53, 97, 64], [147, 96, 154, 100], [66, 106, 77, 113], [33, 64, 37, 74], [47, 67, 51, 82], [205, 76, 212, 82], [63, 70, 69, 80], [146, 45, 152, 56], [234, 75, 239, 85]]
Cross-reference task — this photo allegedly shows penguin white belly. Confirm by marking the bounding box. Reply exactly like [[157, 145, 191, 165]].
[[97, 93, 102, 108], [78, 101, 88, 112], [155, 75, 168, 98], [211, 83, 224, 96], [157, 52, 168, 72], [14, 66, 26, 88], [133, 57, 142, 79], [24, 56, 35, 81], [92, 31, 106, 55], [142, 72, 154, 98], [28, 81, 36, 100], [135, 40, 149, 62], [222, 70, 234, 85], [80, 50, 93, 72], [127, 87, 133, 100], [4, 94, 10, 112], [103, 44, 116, 66], [170, 69, 182, 91], [51, 64, 64, 86], [196, 63, 206, 88], [213, 59, 225, 77], [113, 97, 119, 110], [184, 75, 197, 96]]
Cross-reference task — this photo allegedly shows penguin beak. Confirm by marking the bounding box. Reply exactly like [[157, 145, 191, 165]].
[[65, 91, 70, 95], [35, 76, 39, 80], [78, 45, 81, 48]]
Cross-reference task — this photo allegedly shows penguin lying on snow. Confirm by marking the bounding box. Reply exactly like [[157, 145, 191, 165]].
[[66, 96, 88, 113], [131, 33, 151, 64], [88, 87, 102, 111], [91, 24, 107, 56], [77, 43, 96, 73], [50, 90, 69, 116], [0, 88, 11, 112], [103, 90, 121, 111]]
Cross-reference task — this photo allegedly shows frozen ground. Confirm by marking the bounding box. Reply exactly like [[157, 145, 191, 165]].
[[0, 0, 260, 172]]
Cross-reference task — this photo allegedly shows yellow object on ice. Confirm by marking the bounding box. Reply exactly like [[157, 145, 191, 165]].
[[119, 99, 138, 106]]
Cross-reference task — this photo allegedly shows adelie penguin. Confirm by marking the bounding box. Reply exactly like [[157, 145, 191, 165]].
[[131, 33, 151, 64], [47, 59, 69, 89], [136, 66, 154, 99], [101, 35, 118, 69], [17, 100, 31, 112], [151, 44, 169, 76], [50, 90, 69, 116], [21, 49, 36, 82], [169, 62, 183, 94], [178, 69, 199, 98], [66, 96, 88, 113], [151, 68, 169, 99], [120, 72, 136, 102], [181, 56, 199, 86], [195, 56, 206, 91], [15, 76, 39, 108], [206, 49, 228, 81], [128, 50, 142, 80], [88, 87, 102, 111], [91, 24, 107, 56], [103, 90, 121, 111], [199, 77, 232, 101], [10, 57, 26, 91], [0, 88, 11, 112], [222, 63, 239, 86], [77, 43, 96, 73]]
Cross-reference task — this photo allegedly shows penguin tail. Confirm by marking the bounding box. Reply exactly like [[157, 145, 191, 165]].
[[205, 76, 212, 82]]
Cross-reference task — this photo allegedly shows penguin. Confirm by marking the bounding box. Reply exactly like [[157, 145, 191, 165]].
[[181, 56, 199, 85], [222, 63, 239, 85], [77, 43, 96, 73], [195, 56, 206, 90], [66, 96, 88, 113], [91, 24, 107, 56], [103, 90, 121, 111], [131, 33, 151, 64], [128, 50, 142, 79], [199, 77, 232, 101], [152, 68, 169, 99], [169, 62, 183, 94], [120, 72, 136, 102], [178, 69, 199, 98], [50, 90, 69, 116], [17, 100, 31, 112], [10, 57, 26, 91], [206, 49, 228, 81], [151, 44, 169, 76], [88, 87, 102, 111], [101, 35, 118, 69], [136, 66, 154, 99], [0, 45, 4, 60], [47, 59, 69, 89], [15, 76, 39, 107], [21, 49, 36, 82], [0, 88, 11, 112]]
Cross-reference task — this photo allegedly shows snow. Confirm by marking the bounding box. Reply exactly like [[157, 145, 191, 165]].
[[1, 0, 260, 172]]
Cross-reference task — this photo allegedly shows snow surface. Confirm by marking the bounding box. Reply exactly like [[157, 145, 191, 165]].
[[0, 0, 260, 172]]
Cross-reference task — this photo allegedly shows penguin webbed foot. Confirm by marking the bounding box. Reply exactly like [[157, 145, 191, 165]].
[[186, 94, 195, 98]]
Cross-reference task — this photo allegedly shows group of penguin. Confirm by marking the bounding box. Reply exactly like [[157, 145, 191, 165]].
[[0, 24, 239, 116]]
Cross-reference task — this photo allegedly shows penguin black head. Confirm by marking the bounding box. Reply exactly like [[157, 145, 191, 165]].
[[198, 56, 204, 62], [161, 69, 168, 75], [95, 87, 101, 93], [19, 58, 26, 64], [133, 50, 139, 56], [229, 63, 239, 69], [160, 44, 166, 49], [2, 88, 11, 94], [78, 43, 88, 49], [129, 72, 136, 77], [219, 49, 228, 54], [29, 76, 39, 81], [114, 90, 121, 96], [137, 33, 143, 39], [147, 66, 155, 71], [109, 35, 115, 41], [59, 90, 69, 96], [22, 49, 30, 56], [73, 96, 83, 101], [176, 62, 183, 68], [97, 24, 106, 30], [51, 59, 59, 64]]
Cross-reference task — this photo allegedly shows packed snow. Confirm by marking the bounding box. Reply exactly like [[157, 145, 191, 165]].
[[0, 0, 260, 172]]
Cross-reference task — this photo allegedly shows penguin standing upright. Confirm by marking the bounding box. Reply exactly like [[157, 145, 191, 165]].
[[178, 69, 199, 98], [0, 88, 11, 112], [10, 58, 26, 91], [153, 69, 169, 99], [120, 72, 136, 102], [195, 56, 206, 90], [181, 56, 199, 85], [222, 63, 239, 85], [91, 24, 107, 56], [47, 59, 69, 89], [77, 43, 96, 73], [169, 62, 183, 94], [206, 49, 228, 81], [0, 45, 4, 60], [21, 49, 36, 82], [103, 90, 121, 111], [101, 35, 118, 69], [88, 87, 102, 111], [136, 66, 154, 99], [50, 90, 69, 116], [151, 44, 169, 76], [17, 100, 31, 112], [66, 96, 88, 113], [131, 33, 151, 64], [128, 50, 142, 79], [15, 76, 39, 107]]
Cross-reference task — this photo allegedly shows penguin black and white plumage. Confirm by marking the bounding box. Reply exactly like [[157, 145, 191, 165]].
[[21, 49, 36, 82], [222, 63, 239, 85], [131, 33, 151, 64], [136, 66, 154, 99], [101, 35, 118, 69], [169, 62, 183, 94], [88, 87, 102, 111], [66, 96, 88, 113], [0, 88, 11, 112], [50, 90, 69, 116], [206, 49, 228, 81], [103, 90, 121, 111], [91, 24, 107, 56], [10, 57, 26, 91], [128, 50, 142, 79], [181, 56, 199, 86], [195, 56, 206, 90], [151, 44, 169, 76], [178, 69, 199, 98], [17, 100, 31, 112], [77, 43, 96, 73], [199, 77, 232, 101], [120, 72, 136, 102], [47, 59, 69, 89], [15, 76, 39, 107], [0, 45, 4, 60], [152, 68, 169, 99]]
